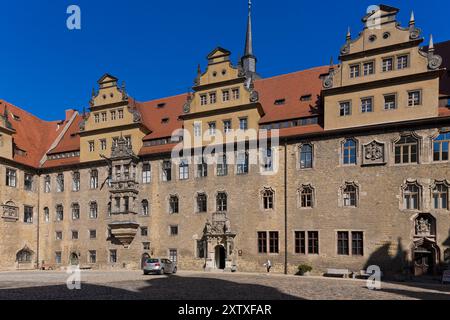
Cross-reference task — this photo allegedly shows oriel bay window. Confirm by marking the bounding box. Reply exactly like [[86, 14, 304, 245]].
[[433, 132, 450, 162], [395, 135, 418, 164]]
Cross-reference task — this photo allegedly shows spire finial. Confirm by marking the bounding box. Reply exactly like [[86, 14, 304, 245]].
[[429, 34, 435, 52], [346, 27, 351, 41], [409, 11, 415, 26], [244, 0, 254, 57]]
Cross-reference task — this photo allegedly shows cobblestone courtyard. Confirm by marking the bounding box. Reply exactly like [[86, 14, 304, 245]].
[[0, 270, 449, 300]]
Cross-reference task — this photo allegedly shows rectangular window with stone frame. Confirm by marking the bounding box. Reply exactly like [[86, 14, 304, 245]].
[[23, 206, 33, 224], [197, 193, 207, 213], [142, 163, 151, 183], [72, 171, 80, 191], [24, 173, 33, 191], [89, 250, 97, 263], [162, 160, 172, 182], [109, 250, 117, 263], [56, 173, 64, 192], [217, 154, 228, 176], [6, 168, 16, 187]]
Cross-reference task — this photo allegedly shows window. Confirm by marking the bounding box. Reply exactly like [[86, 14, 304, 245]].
[[6, 169, 16, 187], [170, 225, 178, 236], [236, 151, 249, 175], [94, 113, 100, 123], [162, 161, 172, 181], [300, 144, 313, 169], [269, 232, 279, 253], [24, 173, 33, 191], [124, 197, 129, 212], [295, 231, 306, 254], [395, 136, 418, 164], [403, 182, 420, 210], [56, 205, 64, 221], [197, 157, 207, 178], [350, 64, 360, 78], [352, 232, 364, 256], [125, 136, 132, 146], [343, 183, 358, 207], [100, 139, 107, 150], [217, 192, 227, 212], [217, 154, 228, 176], [143, 242, 150, 250], [384, 94, 396, 110], [261, 148, 273, 172], [274, 99, 286, 105], [24, 206, 33, 223], [361, 97, 373, 113], [90, 170, 98, 189], [397, 55, 409, 69], [308, 231, 319, 254], [101, 112, 107, 122], [72, 171, 80, 191], [89, 202, 98, 219], [343, 139, 357, 165], [408, 90, 422, 107], [433, 132, 450, 162], [111, 110, 116, 120], [200, 95, 207, 106], [72, 230, 79, 240], [262, 189, 274, 210], [89, 230, 97, 239], [382, 58, 394, 72], [232, 88, 240, 100], [363, 61, 375, 76], [300, 186, 314, 208], [337, 231, 350, 255], [71, 203, 80, 220], [44, 175, 51, 193], [239, 117, 248, 130], [141, 200, 149, 216], [169, 249, 178, 263], [197, 240, 206, 258], [197, 193, 207, 213], [55, 231, 63, 240], [44, 207, 50, 222], [55, 252, 62, 264], [179, 159, 189, 180], [110, 250, 117, 263], [118, 109, 124, 119], [223, 120, 232, 133], [141, 227, 148, 237], [56, 173, 64, 192], [300, 95, 312, 102], [89, 141, 95, 152], [169, 195, 179, 214], [17, 249, 33, 263], [433, 183, 449, 210], [209, 92, 216, 104], [208, 122, 216, 136], [142, 163, 151, 183], [339, 101, 351, 116], [222, 90, 230, 102], [194, 122, 202, 137], [89, 250, 96, 263], [257, 232, 267, 253]]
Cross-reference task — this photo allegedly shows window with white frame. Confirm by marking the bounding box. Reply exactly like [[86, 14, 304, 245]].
[[89, 202, 98, 219], [342, 183, 358, 207], [56, 173, 64, 192], [90, 169, 98, 189], [71, 203, 80, 220], [384, 94, 396, 110], [361, 97, 373, 113], [44, 175, 51, 193], [217, 154, 228, 176], [432, 182, 449, 210], [142, 163, 151, 183], [179, 159, 189, 180], [6, 168, 16, 187], [408, 90, 422, 107], [300, 144, 313, 169], [236, 151, 249, 175], [403, 182, 421, 210]]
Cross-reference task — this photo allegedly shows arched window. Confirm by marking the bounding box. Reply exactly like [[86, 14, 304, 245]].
[[89, 202, 98, 219], [217, 192, 227, 212], [432, 182, 449, 210], [197, 193, 207, 213], [395, 135, 418, 164], [433, 132, 450, 162], [43, 207, 50, 222], [342, 183, 358, 207], [90, 169, 98, 189], [169, 195, 179, 214], [403, 182, 421, 210], [300, 144, 313, 169], [141, 200, 149, 216], [262, 188, 274, 210], [300, 185, 314, 208], [56, 204, 64, 221], [71, 203, 80, 220], [16, 248, 33, 263], [342, 139, 357, 165]]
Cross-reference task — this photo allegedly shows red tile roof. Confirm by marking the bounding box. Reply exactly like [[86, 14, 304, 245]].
[[47, 114, 83, 155]]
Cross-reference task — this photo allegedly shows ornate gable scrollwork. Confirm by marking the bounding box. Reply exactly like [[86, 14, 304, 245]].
[[183, 93, 194, 114], [427, 52, 442, 70], [111, 135, 135, 159], [243, 77, 259, 103], [362, 141, 386, 165], [127, 104, 141, 123]]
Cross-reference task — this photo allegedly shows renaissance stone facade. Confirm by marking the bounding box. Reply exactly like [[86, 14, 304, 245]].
[[1, 4, 450, 277]]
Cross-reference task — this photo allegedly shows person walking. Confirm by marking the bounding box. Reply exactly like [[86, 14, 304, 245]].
[[264, 259, 272, 273]]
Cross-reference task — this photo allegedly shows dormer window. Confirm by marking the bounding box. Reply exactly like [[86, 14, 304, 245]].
[[274, 99, 286, 105], [161, 118, 169, 124], [157, 103, 166, 108], [11, 114, 20, 121], [300, 95, 312, 102]]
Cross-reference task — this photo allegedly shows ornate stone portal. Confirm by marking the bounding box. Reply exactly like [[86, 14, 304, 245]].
[[202, 212, 236, 271]]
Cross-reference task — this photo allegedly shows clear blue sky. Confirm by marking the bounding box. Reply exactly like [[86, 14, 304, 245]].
[[0, 0, 448, 120]]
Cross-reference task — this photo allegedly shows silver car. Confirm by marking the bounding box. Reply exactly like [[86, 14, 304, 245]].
[[143, 258, 177, 275]]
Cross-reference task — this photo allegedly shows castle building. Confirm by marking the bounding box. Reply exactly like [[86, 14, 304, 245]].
[[1, 4, 450, 277]]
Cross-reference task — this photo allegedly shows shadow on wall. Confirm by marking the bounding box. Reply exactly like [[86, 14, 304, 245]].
[[0, 275, 301, 300], [364, 237, 409, 277]]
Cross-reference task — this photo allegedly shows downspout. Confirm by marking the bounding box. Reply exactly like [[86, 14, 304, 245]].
[[284, 139, 288, 275], [36, 172, 40, 270]]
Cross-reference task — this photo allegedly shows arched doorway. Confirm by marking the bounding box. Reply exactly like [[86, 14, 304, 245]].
[[215, 245, 226, 270], [412, 238, 440, 276], [69, 253, 79, 266], [141, 253, 150, 269]]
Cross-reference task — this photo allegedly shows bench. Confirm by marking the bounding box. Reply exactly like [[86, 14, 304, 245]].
[[326, 268, 351, 278]]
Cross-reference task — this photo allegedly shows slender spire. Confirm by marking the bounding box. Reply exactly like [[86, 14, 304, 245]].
[[429, 34, 435, 52], [409, 11, 415, 26], [346, 27, 351, 41], [244, 0, 254, 58]]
